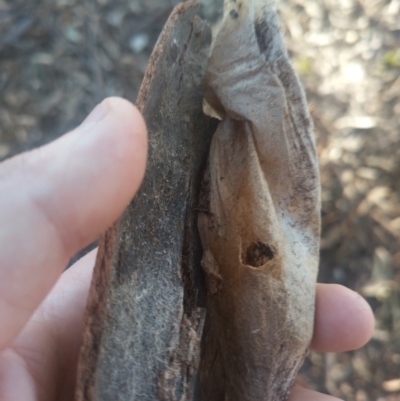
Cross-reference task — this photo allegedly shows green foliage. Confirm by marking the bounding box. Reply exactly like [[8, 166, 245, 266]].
[[382, 49, 400, 69], [295, 56, 313, 76]]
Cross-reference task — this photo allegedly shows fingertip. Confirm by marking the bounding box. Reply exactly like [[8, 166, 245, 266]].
[[102, 96, 148, 195], [95, 97, 148, 194], [103, 96, 148, 160], [312, 284, 375, 352], [48, 96, 148, 254], [288, 386, 343, 401]]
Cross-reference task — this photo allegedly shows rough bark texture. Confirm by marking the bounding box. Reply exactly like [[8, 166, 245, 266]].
[[197, 1, 321, 400], [75, 3, 217, 400], [76, 1, 321, 400]]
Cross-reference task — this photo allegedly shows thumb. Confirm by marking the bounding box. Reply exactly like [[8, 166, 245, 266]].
[[0, 97, 147, 350]]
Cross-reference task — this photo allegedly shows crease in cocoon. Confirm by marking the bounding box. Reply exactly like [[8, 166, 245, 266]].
[[197, 0, 321, 400]]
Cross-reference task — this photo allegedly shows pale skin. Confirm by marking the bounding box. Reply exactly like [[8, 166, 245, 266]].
[[0, 97, 375, 401]]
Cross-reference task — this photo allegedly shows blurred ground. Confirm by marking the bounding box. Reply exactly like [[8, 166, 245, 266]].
[[0, 0, 399, 399]]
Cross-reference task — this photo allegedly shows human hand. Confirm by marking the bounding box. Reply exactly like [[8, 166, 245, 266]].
[[0, 97, 374, 401]]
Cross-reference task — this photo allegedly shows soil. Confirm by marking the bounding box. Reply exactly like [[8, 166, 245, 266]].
[[0, 0, 399, 399]]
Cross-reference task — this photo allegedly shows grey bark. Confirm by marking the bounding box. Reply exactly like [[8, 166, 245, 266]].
[[75, 3, 216, 400], [76, 1, 320, 401]]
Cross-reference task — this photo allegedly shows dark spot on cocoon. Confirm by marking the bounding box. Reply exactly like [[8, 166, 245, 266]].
[[230, 9, 239, 19], [245, 242, 274, 268]]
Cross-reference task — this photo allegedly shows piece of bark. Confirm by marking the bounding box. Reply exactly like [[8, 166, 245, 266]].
[[197, 1, 321, 400], [77, 1, 321, 400], [75, 3, 217, 401]]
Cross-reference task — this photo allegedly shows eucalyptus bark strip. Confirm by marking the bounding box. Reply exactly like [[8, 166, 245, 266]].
[[75, 3, 216, 400], [76, 0, 321, 400]]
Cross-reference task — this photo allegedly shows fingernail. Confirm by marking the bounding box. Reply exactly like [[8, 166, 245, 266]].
[[80, 102, 109, 130]]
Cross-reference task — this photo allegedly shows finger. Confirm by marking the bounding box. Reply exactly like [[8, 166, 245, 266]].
[[6, 250, 97, 401], [289, 386, 342, 401], [0, 97, 147, 351], [312, 284, 375, 352]]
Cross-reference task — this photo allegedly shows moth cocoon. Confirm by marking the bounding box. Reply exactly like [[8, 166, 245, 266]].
[[197, 1, 321, 400]]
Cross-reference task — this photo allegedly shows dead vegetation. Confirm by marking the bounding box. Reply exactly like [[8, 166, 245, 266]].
[[0, 0, 399, 399]]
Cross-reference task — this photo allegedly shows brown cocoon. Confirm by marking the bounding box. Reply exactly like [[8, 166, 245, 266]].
[[197, 1, 321, 400]]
